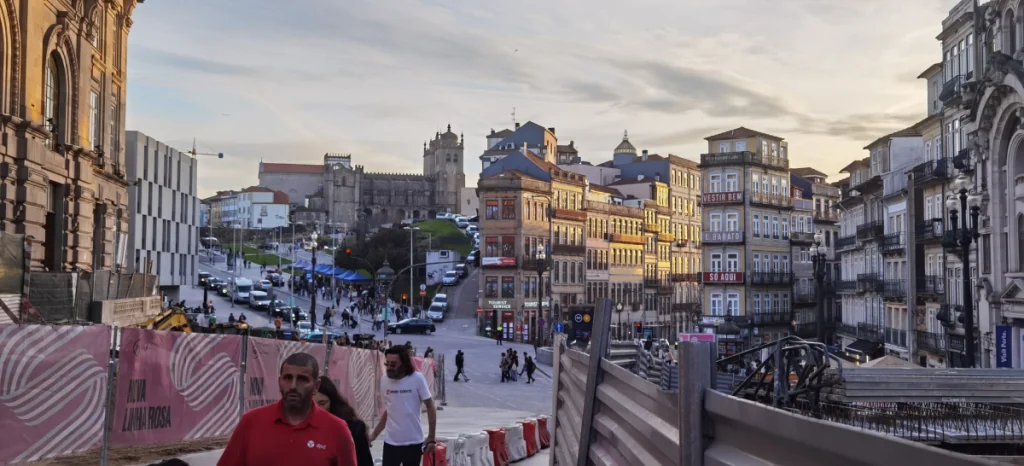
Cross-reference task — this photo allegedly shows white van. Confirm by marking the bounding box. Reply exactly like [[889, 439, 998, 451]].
[[248, 290, 271, 310], [231, 277, 254, 304]]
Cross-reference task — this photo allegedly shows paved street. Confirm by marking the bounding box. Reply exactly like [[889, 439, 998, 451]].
[[184, 252, 553, 415]]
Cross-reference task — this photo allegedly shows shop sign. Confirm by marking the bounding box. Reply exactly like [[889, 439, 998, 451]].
[[702, 271, 744, 283], [996, 325, 1012, 368], [702, 192, 742, 204], [523, 301, 550, 308], [482, 257, 517, 267], [484, 299, 513, 310]]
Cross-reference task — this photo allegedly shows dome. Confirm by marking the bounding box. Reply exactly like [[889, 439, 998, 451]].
[[441, 124, 458, 141], [614, 130, 637, 155]]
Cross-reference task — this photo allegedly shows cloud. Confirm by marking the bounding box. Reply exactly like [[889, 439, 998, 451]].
[[792, 112, 924, 141]]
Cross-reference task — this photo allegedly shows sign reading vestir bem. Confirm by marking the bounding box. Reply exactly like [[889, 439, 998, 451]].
[[244, 338, 327, 412], [111, 329, 243, 447]]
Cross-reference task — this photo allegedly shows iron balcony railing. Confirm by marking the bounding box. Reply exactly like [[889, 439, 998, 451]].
[[879, 232, 905, 254], [813, 209, 839, 223], [790, 231, 815, 244], [836, 280, 858, 293], [917, 331, 948, 353], [857, 322, 884, 342], [793, 290, 816, 304], [699, 151, 790, 170], [670, 273, 699, 283], [749, 272, 793, 285], [911, 158, 950, 185], [837, 322, 857, 337], [917, 275, 945, 295], [856, 273, 883, 293], [915, 220, 944, 242], [882, 279, 907, 299], [884, 327, 908, 347], [551, 243, 586, 256], [794, 322, 817, 338], [644, 279, 661, 289], [942, 230, 961, 250], [856, 221, 884, 241], [752, 310, 791, 325], [836, 235, 858, 251], [938, 74, 966, 103]]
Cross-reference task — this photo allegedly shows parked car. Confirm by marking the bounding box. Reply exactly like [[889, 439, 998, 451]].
[[442, 270, 459, 286], [455, 264, 468, 278], [267, 273, 285, 287], [248, 290, 271, 310], [295, 320, 313, 338], [254, 279, 272, 292], [435, 212, 452, 220], [431, 293, 448, 310], [454, 216, 469, 228], [466, 225, 479, 235], [426, 303, 445, 322], [197, 272, 212, 286], [388, 318, 436, 335]]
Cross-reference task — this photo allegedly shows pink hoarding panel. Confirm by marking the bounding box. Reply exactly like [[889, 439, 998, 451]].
[[327, 346, 384, 425], [244, 339, 327, 412], [0, 325, 112, 464], [110, 328, 243, 447]]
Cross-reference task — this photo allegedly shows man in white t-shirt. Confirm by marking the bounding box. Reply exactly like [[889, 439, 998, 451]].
[[370, 346, 437, 466]]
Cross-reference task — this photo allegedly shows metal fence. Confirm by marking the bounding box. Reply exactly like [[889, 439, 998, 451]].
[[548, 297, 999, 466]]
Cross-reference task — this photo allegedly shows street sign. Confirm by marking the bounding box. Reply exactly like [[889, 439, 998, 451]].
[[554, 322, 564, 333], [419, 290, 426, 297], [574, 313, 583, 323], [678, 333, 716, 343], [419, 284, 427, 291], [538, 318, 545, 328], [476, 307, 483, 314]]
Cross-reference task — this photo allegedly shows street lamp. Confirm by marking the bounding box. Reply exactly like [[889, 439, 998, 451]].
[[376, 260, 396, 331], [535, 248, 547, 348], [945, 173, 983, 367], [812, 232, 829, 343], [615, 302, 624, 340], [528, 194, 555, 338], [309, 231, 321, 328], [404, 226, 421, 308]]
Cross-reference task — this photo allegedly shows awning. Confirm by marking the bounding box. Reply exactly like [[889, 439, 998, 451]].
[[844, 339, 882, 357]]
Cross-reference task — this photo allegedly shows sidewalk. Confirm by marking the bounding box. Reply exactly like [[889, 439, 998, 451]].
[[131, 407, 550, 466]]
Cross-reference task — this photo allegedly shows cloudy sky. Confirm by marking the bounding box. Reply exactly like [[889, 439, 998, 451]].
[[126, 0, 954, 198]]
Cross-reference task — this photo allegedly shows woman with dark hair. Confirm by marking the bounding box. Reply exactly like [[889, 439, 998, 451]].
[[316, 377, 374, 466]]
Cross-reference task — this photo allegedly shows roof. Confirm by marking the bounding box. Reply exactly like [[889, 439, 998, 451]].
[[639, 153, 666, 161], [243, 186, 273, 193], [273, 191, 289, 204], [557, 142, 578, 153], [839, 157, 870, 174], [614, 131, 637, 155], [589, 184, 624, 197], [607, 177, 654, 187], [791, 167, 827, 179], [705, 126, 783, 142], [917, 62, 943, 79], [261, 162, 323, 174], [522, 151, 558, 172], [489, 129, 514, 139], [480, 169, 542, 182], [863, 126, 921, 150]]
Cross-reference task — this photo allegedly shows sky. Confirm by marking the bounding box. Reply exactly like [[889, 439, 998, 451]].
[[126, 0, 956, 198]]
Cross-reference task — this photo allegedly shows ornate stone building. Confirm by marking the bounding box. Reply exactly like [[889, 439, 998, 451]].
[[323, 125, 465, 230], [0, 0, 140, 271]]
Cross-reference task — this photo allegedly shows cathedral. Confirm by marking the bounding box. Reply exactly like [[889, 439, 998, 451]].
[[322, 125, 466, 230]]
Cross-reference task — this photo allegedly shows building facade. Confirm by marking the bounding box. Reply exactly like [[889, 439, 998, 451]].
[[0, 0, 142, 272], [258, 162, 323, 206], [125, 131, 198, 294]]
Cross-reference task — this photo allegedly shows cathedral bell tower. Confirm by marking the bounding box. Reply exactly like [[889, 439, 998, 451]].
[[423, 124, 465, 212]]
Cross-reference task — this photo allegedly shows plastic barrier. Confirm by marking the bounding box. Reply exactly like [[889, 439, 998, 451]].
[[463, 432, 493, 466], [517, 420, 538, 457], [447, 437, 469, 466], [504, 424, 527, 462], [537, 416, 551, 448], [484, 428, 509, 466], [422, 440, 449, 466]]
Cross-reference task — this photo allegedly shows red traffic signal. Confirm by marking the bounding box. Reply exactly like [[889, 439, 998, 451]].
[[344, 248, 352, 255]]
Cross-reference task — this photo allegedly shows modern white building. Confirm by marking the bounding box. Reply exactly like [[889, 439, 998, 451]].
[[125, 131, 200, 298]]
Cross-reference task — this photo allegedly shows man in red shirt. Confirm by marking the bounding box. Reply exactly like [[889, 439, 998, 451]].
[[218, 352, 357, 466]]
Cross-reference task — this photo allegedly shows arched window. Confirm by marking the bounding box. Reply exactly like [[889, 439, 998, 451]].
[[44, 53, 63, 148], [1018, 214, 1024, 272], [1006, 10, 1018, 54], [453, 154, 458, 163]]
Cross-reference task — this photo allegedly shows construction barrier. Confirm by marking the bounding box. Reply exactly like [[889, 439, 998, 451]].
[[484, 428, 509, 466], [536, 416, 550, 448], [518, 420, 538, 457], [504, 424, 527, 461], [422, 440, 448, 466]]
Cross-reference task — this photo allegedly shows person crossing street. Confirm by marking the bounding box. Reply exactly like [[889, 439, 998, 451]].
[[453, 350, 469, 382]]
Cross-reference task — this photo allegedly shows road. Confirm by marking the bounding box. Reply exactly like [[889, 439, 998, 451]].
[[186, 252, 553, 414]]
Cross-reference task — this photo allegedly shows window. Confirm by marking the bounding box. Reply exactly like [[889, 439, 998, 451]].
[[761, 176, 769, 194], [771, 178, 778, 196], [485, 277, 498, 298], [726, 253, 738, 271], [753, 214, 760, 237], [485, 200, 499, 219], [753, 253, 761, 272], [772, 216, 779, 238], [762, 216, 769, 238], [44, 54, 63, 148], [782, 255, 790, 273], [726, 212, 738, 231], [763, 294, 771, 313], [735, 141, 747, 151], [718, 142, 730, 153], [781, 218, 789, 239], [501, 199, 515, 219], [110, 85, 120, 159], [501, 236, 515, 257], [725, 173, 738, 191], [89, 91, 101, 149], [752, 174, 760, 192], [726, 293, 739, 316], [485, 237, 499, 257], [710, 293, 723, 316], [710, 213, 722, 232], [501, 277, 515, 298], [773, 254, 781, 272], [709, 174, 721, 192], [753, 293, 761, 314], [710, 253, 722, 272]]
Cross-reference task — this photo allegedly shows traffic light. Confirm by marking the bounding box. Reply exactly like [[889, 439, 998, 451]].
[[344, 248, 352, 256], [634, 321, 642, 334], [402, 293, 408, 302]]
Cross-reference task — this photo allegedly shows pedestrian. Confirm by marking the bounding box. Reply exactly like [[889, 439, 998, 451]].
[[218, 352, 357, 465], [495, 329, 503, 346], [454, 350, 469, 382], [316, 377, 374, 466], [423, 347, 434, 359], [520, 355, 536, 384], [499, 354, 510, 383], [370, 347, 437, 466]]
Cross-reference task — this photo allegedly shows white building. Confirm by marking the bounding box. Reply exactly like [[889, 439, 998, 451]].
[[459, 187, 478, 217], [125, 131, 200, 297], [232, 187, 290, 229]]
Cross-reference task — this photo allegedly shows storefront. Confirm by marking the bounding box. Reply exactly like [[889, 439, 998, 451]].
[[483, 299, 517, 341], [523, 300, 550, 344]]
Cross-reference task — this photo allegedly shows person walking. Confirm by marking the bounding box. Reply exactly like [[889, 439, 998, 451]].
[[316, 377, 374, 466], [218, 353, 357, 465], [520, 355, 536, 384], [454, 350, 469, 382], [499, 354, 510, 383], [370, 347, 437, 466]]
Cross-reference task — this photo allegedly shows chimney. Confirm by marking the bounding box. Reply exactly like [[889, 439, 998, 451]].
[[642, 150, 648, 161], [490, 129, 495, 135], [515, 122, 521, 130], [522, 142, 529, 154], [548, 127, 556, 134], [569, 141, 574, 148]]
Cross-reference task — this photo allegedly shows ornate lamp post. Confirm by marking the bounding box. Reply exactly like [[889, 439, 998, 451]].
[[375, 260, 396, 333], [535, 248, 547, 348], [615, 302, 624, 340], [309, 231, 320, 326], [812, 232, 829, 343], [945, 173, 983, 367]]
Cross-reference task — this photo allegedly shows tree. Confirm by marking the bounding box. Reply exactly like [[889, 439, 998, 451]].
[[333, 227, 427, 300]]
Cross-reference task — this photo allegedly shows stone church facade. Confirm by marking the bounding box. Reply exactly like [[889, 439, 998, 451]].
[[323, 125, 465, 230]]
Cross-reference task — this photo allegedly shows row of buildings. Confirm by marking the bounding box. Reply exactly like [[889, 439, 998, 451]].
[[201, 187, 290, 230]]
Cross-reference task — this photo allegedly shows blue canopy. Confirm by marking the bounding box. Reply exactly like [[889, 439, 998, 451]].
[[342, 270, 370, 282], [333, 268, 351, 279], [292, 260, 312, 269], [314, 264, 334, 274]]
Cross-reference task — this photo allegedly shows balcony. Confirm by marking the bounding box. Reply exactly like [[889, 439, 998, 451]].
[[942, 230, 961, 250], [793, 198, 814, 211], [671, 302, 697, 313], [856, 221, 883, 241], [917, 275, 945, 295], [701, 191, 743, 205], [552, 208, 586, 222], [700, 151, 789, 170], [644, 279, 661, 289], [670, 273, 699, 283], [794, 322, 818, 338], [657, 232, 675, 243], [793, 290, 816, 305], [882, 279, 906, 300], [884, 327, 908, 347], [911, 158, 950, 185], [879, 232, 905, 254], [813, 209, 839, 223], [644, 223, 661, 234], [750, 192, 793, 208], [835, 235, 858, 251], [917, 331, 948, 353], [939, 74, 966, 104], [836, 280, 858, 294], [551, 243, 586, 256], [610, 233, 645, 245], [658, 283, 674, 295], [790, 231, 815, 244], [915, 220, 944, 242], [837, 322, 857, 338], [856, 273, 882, 293], [857, 322, 883, 342], [749, 272, 793, 286], [520, 254, 544, 270], [672, 239, 691, 249], [752, 310, 791, 325], [702, 230, 743, 243]]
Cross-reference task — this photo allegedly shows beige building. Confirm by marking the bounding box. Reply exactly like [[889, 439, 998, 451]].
[[0, 1, 142, 271]]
